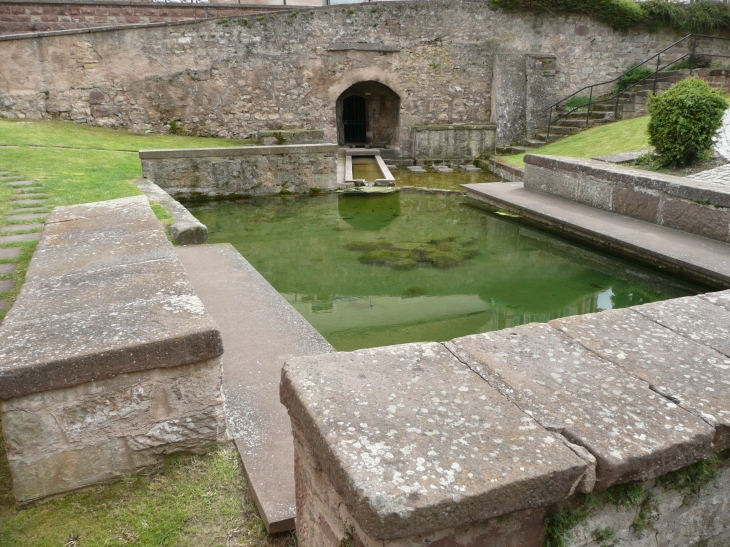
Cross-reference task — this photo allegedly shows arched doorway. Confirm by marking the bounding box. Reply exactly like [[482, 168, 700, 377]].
[[343, 95, 366, 143], [336, 81, 400, 147]]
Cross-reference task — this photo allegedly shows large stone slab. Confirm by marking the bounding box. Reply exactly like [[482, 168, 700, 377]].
[[0, 196, 223, 400], [446, 323, 715, 491], [176, 243, 334, 533], [633, 295, 730, 358], [281, 342, 588, 540], [551, 307, 730, 450]]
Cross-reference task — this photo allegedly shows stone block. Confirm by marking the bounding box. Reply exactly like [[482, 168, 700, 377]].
[[2, 359, 227, 505], [446, 323, 714, 491], [660, 197, 730, 243], [612, 184, 660, 223], [281, 342, 587, 541], [552, 307, 730, 450]]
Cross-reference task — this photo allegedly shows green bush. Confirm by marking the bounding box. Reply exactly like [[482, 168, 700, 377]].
[[491, 0, 730, 33], [648, 78, 728, 167], [615, 63, 654, 93], [564, 96, 591, 110]]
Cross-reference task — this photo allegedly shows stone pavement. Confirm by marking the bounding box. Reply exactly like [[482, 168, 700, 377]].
[[0, 170, 49, 319], [689, 163, 730, 185]]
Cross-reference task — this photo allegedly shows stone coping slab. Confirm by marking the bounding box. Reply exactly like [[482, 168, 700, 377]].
[[551, 302, 730, 450], [176, 243, 333, 534], [445, 323, 715, 491], [134, 179, 207, 245], [0, 196, 222, 400], [462, 182, 730, 288], [280, 342, 588, 540], [524, 154, 730, 209], [138, 143, 338, 160]]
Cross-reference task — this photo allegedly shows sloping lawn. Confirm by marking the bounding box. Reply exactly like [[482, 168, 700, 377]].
[[502, 116, 650, 168], [0, 120, 290, 547]]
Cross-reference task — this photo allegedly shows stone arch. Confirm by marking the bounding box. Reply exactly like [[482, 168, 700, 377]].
[[335, 81, 401, 147]]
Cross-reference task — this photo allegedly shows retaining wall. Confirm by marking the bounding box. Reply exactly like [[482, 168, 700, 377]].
[[281, 288, 730, 546], [139, 143, 339, 198], [411, 124, 495, 159], [524, 154, 730, 244], [0, 195, 228, 505], [2, 1, 727, 153], [0, 0, 286, 36]]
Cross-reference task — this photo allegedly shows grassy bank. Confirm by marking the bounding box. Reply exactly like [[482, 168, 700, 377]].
[[502, 116, 651, 168]]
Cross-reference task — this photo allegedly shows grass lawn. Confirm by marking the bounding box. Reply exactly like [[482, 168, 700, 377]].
[[502, 116, 651, 168], [0, 120, 289, 546]]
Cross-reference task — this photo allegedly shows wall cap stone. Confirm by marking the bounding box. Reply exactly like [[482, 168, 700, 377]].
[[138, 143, 338, 160], [0, 195, 223, 400], [327, 42, 399, 52], [524, 154, 730, 209]]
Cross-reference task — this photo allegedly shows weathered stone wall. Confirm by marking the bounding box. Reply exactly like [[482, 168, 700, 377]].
[[2, 1, 726, 154], [524, 154, 730, 244], [139, 144, 339, 198], [411, 123, 495, 159], [0, 0, 284, 36], [0, 196, 228, 504]]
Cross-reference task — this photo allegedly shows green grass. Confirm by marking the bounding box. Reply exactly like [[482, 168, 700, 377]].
[[0, 421, 295, 546], [0, 119, 256, 318], [502, 116, 651, 168]]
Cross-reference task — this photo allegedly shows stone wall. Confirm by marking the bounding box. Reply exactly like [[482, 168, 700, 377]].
[[0, 196, 228, 505], [524, 154, 730, 244], [139, 144, 339, 198], [411, 123, 495, 159], [0, 0, 286, 36], [281, 287, 730, 546], [2, 0, 727, 155]]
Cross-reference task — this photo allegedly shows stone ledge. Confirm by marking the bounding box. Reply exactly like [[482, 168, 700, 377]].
[[138, 143, 338, 160], [134, 179, 208, 245], [524, 154, 730, 209], [0, 195, 223, 400]]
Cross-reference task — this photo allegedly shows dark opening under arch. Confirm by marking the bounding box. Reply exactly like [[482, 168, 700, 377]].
[[336, 81, 400, 147], [343, 95, 366, 143]]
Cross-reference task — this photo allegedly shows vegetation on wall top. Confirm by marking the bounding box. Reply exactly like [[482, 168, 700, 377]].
[[491, 0, 730, 33]]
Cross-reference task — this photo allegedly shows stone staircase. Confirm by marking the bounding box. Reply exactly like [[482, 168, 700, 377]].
[[496, 70, 691, 156]]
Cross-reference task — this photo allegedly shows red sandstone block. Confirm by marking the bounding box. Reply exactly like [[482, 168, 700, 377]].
[[125, 16, 140, 24]]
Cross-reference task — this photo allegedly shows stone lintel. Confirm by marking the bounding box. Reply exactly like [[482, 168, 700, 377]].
[[327, 42, 399, 52], [138, 143, 338, 160], [551, 306, 730, 450], [0, 196, 222, 400], [280, 342, 587, 540], [524, 154, 730, 209], [446, 323, 715, 491]]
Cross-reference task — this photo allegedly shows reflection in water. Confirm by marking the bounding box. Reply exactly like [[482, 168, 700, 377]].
[[189, 192, 701, 351]]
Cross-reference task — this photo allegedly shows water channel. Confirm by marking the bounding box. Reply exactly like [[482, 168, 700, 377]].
[[188, 189, 701, 351]]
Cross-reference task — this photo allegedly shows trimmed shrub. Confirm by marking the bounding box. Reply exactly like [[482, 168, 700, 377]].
[[648, 78, 728, 167], [564, 96, 591, 110]]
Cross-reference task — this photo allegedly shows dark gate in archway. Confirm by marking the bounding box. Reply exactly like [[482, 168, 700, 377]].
[[343, 95, 366, 143]]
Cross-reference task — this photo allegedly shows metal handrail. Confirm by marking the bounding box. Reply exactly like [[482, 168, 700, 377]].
[[545, 34, 730, 141]]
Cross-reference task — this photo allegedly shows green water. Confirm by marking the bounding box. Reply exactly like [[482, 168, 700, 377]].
[[189, 192, 699, 351], [393, 166, 502, 190]]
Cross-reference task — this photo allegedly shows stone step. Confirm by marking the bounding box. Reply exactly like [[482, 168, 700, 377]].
[[0, 232, 41, 244], [524, 139, 546, 147], [11, 194, 48, 201], [463, 182, 730, 287], [0, 263, 17, 275], [0, 247, 22, 260], [1, 224, 44, 233], [0, 279, 15, 293], [175, 243, 335, 534], [9, 200, 48, 206], [6, 213, 48, 222], [5, 180, 37, 187], [562, 112, 612, 120], [509, 146, 534, 154], [433, 165, 453, 173], [13, 188, 44, 194], [536, 133, 567, 143], [547, 125, 581, 136], [10, 207, 51, 215]]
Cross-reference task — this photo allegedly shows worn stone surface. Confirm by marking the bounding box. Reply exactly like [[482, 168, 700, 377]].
[[0, 246, 22, 259], [9, 199, 47, 206], [4, 212, 46, 221], [552, 307, 730, 450], [134, 178, 208, 244], [633, 295, 730, 360], [4, 180, 37, 186], [0, 195, 223, 400], [524, 155, 730, 243], [0, 262, 17, 274], [281, 341, 587, 540], [0, 278, 14, 292], [140, 145, 338, 198], [177, 243, 333, 533], [446, 324, 715, 491], [462, 182, 730, 288], [411, 124, 496, 159], [0, 232, 40, 243], [0, 223, 43, 233], [2, 358, 227, 504], [2, 2, 723, 153]]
